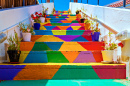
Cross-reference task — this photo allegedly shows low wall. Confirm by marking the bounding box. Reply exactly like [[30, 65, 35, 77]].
[[0, 3, 54, 62]]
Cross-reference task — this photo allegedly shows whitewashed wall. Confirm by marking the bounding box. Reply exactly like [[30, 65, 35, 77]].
[[70, 2, 130, 35], [0, 3, 54, 62], [69, 2, 82, 14], [42, 3, 54, 14]]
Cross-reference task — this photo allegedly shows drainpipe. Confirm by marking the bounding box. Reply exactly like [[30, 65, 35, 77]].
[[123, 0, 126, 8], [35, 0, 36, 5], [97, 0, 99, 5], [23, 0, 25, 6]]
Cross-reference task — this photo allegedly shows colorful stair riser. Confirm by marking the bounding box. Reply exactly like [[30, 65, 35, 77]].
[[47, 20, 79, 23], [19, 51, 103, 63], [0, 64, 126, 80], [34, 30, 93, 35], [20, 42, 104, 51], [40, 23, 85, 26], [40, 26, 86, 30], [47, 14, 76, 16], [31, 35, 93, 42]]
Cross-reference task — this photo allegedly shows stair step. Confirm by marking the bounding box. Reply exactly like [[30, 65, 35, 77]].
[[34, 30, 91, 35], [31, 35, 92, 42], [48, 20, 80, 23], [19, 51, 103, 63], [0, 63, 126, 80], [40, 26, 86, 30], [46, 18, 77, 21], [41, 23, 84, 26], [20, 42, 104, 51], [46, 16, 77, 18], [0, 79, 128, 86], [47, 14, 76, 16]]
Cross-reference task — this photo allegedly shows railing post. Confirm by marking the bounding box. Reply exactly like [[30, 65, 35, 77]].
[[97, 0, 99, 5], [123, 0, 126, 7], [23, 0, 25, 6], [87, 0, 88, 4]]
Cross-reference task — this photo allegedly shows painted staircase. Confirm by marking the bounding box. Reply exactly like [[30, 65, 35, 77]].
[[0, 11, 126, 80]]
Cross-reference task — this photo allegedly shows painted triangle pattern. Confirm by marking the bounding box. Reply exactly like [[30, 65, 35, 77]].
[[19, 10, 105, 63], [0, 10, 126, 81]]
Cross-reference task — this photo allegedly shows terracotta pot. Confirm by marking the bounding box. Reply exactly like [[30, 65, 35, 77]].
[[84, 23, 90, 30]]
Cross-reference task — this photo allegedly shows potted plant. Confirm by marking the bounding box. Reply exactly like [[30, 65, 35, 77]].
[[19, 23, 35, 42], [84, 19, 91, 30], [52, 8, 56, 14], [102, 43, 117, 62], [91, 22, 100, 41], [76, 10, 79, 14], [38, 12, 45, 23], [68, 9, 72, 14], [80, 13, 85, 23], [76, 10, 81, 21], [32, 12, 41, 30], [7, 31, 22, 63], [45, 7, 49, 14], [102, 32, 117, 62]]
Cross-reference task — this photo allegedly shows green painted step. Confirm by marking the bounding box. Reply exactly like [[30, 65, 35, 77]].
[[0, 79, 128, 86]]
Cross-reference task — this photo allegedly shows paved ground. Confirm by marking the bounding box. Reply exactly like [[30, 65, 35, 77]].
[[0, 79, 130, 86]]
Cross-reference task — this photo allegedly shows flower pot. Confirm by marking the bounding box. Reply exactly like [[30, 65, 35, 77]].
[[84, 23, 90, 30], [80, 18, 85, 23], [22, 33, 31, 42], [34, 23, 40, 30], [40, 17, 45, 23], [45, 11, 48, 14], [7, 50, 21, 62], [91, 32, 100, 41], [76, 11, 79, 14], [102, 50, 113, 62]]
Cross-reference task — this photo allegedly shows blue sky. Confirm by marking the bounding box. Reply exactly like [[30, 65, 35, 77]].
[[38, 0, 119, 11]]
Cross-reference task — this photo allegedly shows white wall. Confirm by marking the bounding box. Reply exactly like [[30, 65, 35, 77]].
[[0, 3, 54, 62], [70, 2, 130, 34], [69, 2, 82, 14], [42, 3, 54, 14]]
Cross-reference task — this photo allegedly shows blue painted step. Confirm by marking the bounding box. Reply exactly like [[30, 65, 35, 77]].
[[34, 30, 86, 35]]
